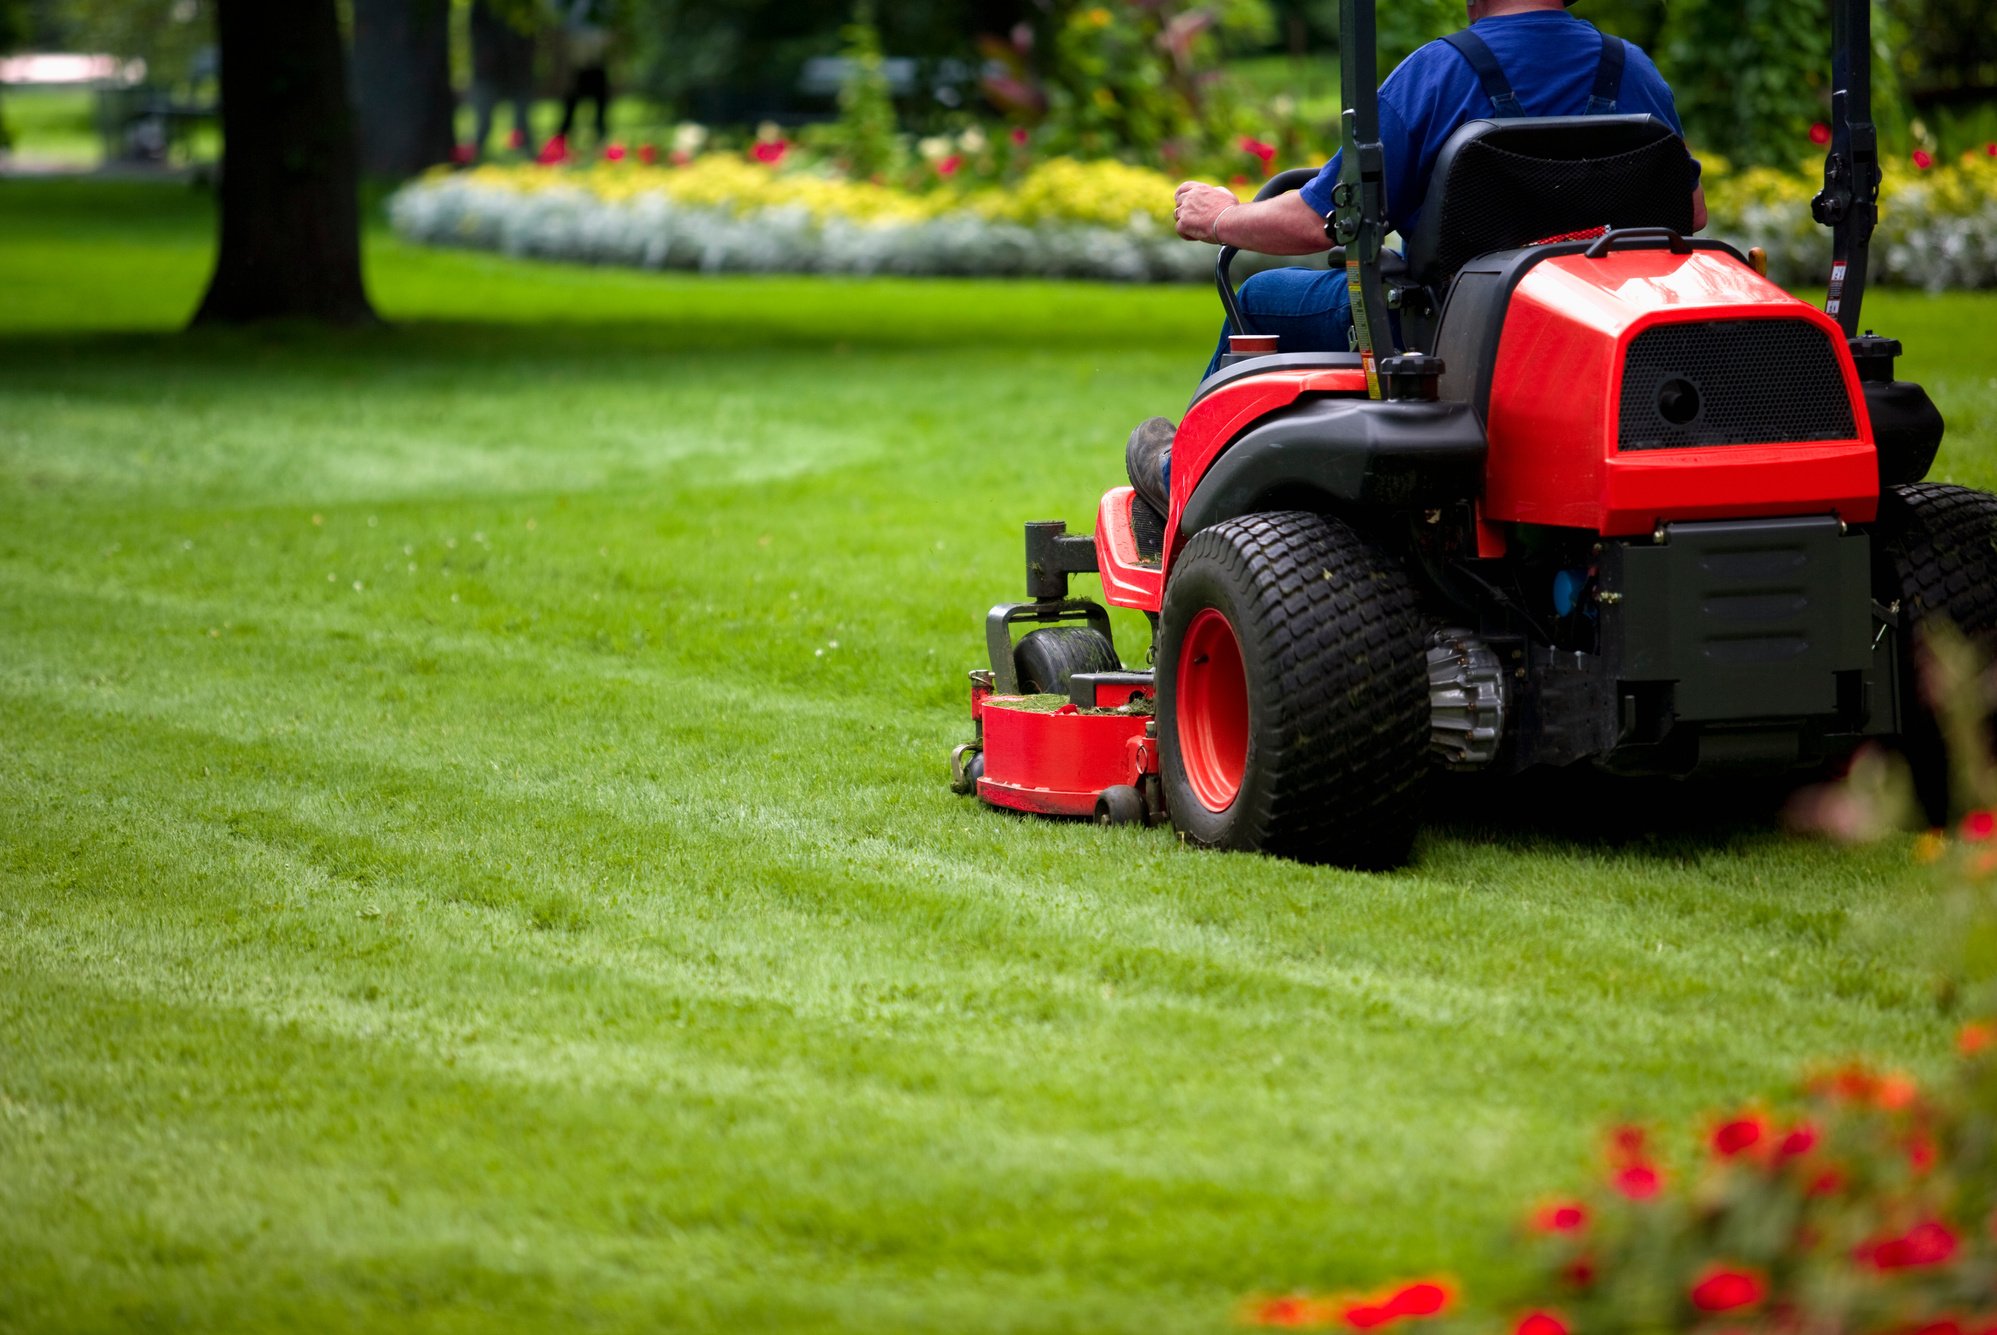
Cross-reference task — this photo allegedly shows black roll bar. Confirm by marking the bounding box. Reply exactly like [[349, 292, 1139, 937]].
[[1328, 0, 1397, 398], [1812, 0, 1880, 337]]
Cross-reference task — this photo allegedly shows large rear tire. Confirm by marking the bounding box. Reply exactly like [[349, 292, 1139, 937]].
[[1875, 482, 1997, 821], [1156, 511, 1429, 867]]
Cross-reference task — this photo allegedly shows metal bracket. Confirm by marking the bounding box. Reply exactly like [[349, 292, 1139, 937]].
[[985, 599, 1116, 695], [1024, 520, 1100, 601]]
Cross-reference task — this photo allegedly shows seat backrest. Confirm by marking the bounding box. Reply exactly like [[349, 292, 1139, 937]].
[[1405, 115, 1698, 286]]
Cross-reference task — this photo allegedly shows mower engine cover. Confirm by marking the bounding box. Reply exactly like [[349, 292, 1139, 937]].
[[1447, 244, 1878, 535]]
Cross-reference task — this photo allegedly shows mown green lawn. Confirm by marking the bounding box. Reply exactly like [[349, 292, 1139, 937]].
[[3, 179, 1995, 1333]]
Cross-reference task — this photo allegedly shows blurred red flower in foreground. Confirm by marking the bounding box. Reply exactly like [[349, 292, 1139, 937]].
[[536, 135, 568, 165], [1710, 1115, 1767, 1158], [1964, 809, 1996, 840], [1342, 1280, 1452, 1328], [752, 139, 790, 166], [1246, 1296, 1321, 1328], [1857, 1219, 1959, 1271], [1777, 1122, 1819, 1157], [1690, 1266, 1766, 1313], [1961, 1020, 1995, 1055], [937, 154, 963, 177], [1530, 1202, 1588, 1234], [1810, 122, 1832, 146], [451, 142, 475, 165], [1010, 126, 1030, 146], [1513, 1312, 1568, 1335], [603, 142, 626, 162], [1612, 1163, 1662, 1199], [1244, 1282, 1453, 1329], [637, 144, 659, 165], [1913, 149, 1936, 170]]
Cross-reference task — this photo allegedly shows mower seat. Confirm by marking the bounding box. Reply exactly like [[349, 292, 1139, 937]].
[[1404, 114, 1698, 292]]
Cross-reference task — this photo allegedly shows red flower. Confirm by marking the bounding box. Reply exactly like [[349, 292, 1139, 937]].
[[1876, 1072, 1919, 1109], [1690, 1266, 1766, 1313], [1964, 809, 1996, 840], [1245, 1296, 1323, 1328], [1909, 1129, 1938, 1173], [1913, 149, 1936, 170], [1340, 1302, 1393, 1330], [1330, 1281, 1453, 1329], [1808, 1167, 1845, 1197], [1910, 1322, 1965, 1335], [1515, 1312, 1568, 1335], [669, 148, 692, 167], [1777, 1122, 1819, 1158], [1239, 135, 1277, 177], [1858, 1219, 1959, 1270], [937, 154, 963, 177], [637, 143, 659, 165], [751, 139, 790, 165], [451, 142, 475, 164], [536, 135, 568, 165], [1711, 1116, 1767, 1158], [1986, 142, 1997, 157], [1810, 122, 1832, 146], [1010, 126, 1030, 146], [603, 142, 627, 162], [1382, 1282, 1450, 1318], [506, 127, 526, 150], [1610, 1125, 1647, 1160], [1530, 1202, 1589, 1234], [1961, 1021, 1995, 1056], [1613, 1163, 1663, 1200]]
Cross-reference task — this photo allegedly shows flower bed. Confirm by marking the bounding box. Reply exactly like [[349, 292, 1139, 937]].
[[390, 144, 1997, 289], [388, 155, 1210, 283], [1708, 148, 1997, 293]]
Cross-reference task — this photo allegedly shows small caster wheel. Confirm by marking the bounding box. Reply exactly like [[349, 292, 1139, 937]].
[[1095, 784, 1146, 826], [949, 744, 985, 795]]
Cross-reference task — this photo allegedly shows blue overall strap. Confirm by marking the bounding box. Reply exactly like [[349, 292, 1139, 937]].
[[1588, 33, 1627, 113], [1442, 30, 1526, 118]]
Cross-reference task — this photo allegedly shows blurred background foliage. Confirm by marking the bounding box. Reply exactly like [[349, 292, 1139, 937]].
[[2, 0, 1993, 177]]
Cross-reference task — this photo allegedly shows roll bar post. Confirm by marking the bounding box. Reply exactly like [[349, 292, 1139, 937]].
[[1812, 0, 1880, 338], [1328, 0, 1397, 398]]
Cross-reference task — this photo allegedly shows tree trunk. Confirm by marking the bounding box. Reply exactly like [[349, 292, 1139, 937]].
[[351, 0, 457, 179], [192, 0, 376, 326]]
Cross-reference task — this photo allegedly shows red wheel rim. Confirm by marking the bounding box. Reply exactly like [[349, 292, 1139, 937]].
[[1177, 607, 1249, 811]]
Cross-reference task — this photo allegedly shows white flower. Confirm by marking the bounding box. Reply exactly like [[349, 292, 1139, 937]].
[[671, 122, 707, 155]]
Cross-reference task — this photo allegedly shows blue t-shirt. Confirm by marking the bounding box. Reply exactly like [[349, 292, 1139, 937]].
[[1296, 11, 1693, 235]]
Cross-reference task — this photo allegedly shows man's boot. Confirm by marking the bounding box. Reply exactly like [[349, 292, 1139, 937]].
[[1125, 416, 1174, 519]]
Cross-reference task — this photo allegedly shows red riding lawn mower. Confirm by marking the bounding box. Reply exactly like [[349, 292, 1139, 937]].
[[950, 0, 1997, 868]]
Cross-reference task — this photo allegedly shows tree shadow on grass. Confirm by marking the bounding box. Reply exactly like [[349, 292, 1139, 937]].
[[0, 304, 1206, 382]]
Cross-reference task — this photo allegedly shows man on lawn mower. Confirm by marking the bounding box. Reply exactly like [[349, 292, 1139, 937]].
[[1126, 0, 1709, 523]]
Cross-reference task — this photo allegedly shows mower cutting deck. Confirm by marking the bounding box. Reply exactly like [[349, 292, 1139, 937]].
[[949, 0, 1996, 867]]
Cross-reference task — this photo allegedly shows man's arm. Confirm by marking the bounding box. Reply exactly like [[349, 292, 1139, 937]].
[[1174, 181, 1330, 254]]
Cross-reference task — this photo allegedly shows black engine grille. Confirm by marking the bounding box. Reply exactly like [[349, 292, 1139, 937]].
[[1618, 319, 1856, 451]]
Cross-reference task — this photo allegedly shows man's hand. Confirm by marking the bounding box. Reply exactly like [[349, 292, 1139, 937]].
[[1174, 181, 1240, 243]]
